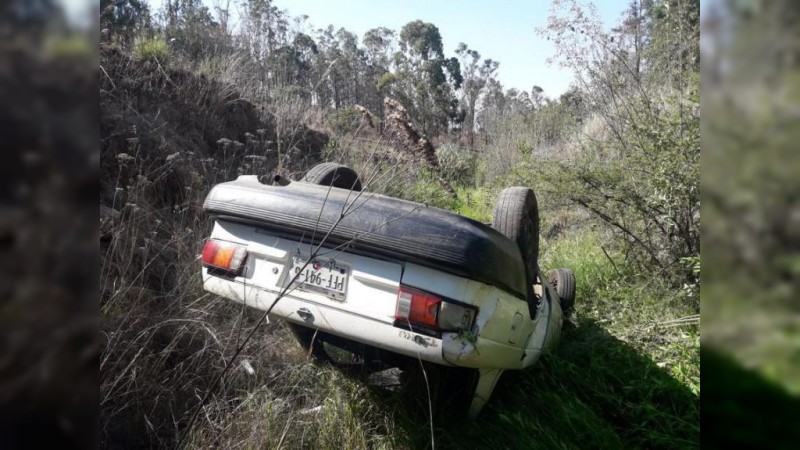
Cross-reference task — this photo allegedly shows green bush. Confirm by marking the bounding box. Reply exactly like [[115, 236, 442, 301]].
[[539, 87, 699, 275], [133, 37, 171, 63], [406, 174, 458, 211], [436, 143, 477, 186]]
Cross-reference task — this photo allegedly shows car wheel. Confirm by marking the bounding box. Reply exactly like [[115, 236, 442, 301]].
[[548, 268, 576, 314], [492, 187, 540, 285], [302, 162, 363, 191]]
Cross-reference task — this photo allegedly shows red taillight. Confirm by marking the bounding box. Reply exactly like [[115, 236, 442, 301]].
[[202, 239, 248, 275], [395, 286, 441, 329]]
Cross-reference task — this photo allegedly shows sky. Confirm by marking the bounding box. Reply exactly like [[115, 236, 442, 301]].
[[147, 0, 631, 97]]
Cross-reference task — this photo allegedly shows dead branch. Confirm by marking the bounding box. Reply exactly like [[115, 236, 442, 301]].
[[383, 98, 457, 199], [354, 104, 375, 130]]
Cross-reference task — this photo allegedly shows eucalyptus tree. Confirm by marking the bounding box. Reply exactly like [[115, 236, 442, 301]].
[[161, 0, 219, 59], [387, 20, 463, 137], [100, 0, 151, 43], [362, 27, 396, 116], [455, 43, 498, 147]]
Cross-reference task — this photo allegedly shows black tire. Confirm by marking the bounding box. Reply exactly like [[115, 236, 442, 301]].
[[548, 268, 576, 314], [492, 187, 540, 285], [302, 162, 362, 191]]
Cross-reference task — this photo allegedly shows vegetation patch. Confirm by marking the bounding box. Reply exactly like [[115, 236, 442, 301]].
[[132, 36, 170, 63]]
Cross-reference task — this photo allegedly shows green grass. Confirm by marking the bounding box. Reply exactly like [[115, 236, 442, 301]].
[[540, 231, 700, 393], [452, 186, 495, 223], [702, 347, 800, 449], [179, 315, 699, 449], [133, 37, 171, 63], [44, 35, 93, 59], [429, 319, 699, 449], [403, 180, 496, 223], [185, 359, 408, 449], [398, 230, 700, 449]]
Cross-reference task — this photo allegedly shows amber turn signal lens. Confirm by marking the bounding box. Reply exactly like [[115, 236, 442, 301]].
[[202, 239, 248, 275]]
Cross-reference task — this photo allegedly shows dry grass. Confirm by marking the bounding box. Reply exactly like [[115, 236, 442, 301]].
[[99, 44, 379, 448], [132, 36, 170, 63]]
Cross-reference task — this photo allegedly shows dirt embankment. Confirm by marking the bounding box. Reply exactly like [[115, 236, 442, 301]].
[[100, 43, 329, 295], [100, 43, 328, 210]]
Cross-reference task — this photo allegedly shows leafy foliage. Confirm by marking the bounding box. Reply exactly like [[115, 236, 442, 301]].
[[323, 106, 359, 135], [101, 0, 151, 44], [533, 0, 700, 276], [132, 36, 170, 62]]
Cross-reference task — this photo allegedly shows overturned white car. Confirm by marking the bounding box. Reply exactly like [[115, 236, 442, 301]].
[[201, 163, 575, 418]]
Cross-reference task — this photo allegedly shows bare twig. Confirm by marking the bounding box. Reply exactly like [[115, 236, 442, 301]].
[[600, 245, 622, 278], [100, 64, 116, 91]]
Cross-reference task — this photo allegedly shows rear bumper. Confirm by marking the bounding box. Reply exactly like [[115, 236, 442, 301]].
[[203, 273, 549, 370]]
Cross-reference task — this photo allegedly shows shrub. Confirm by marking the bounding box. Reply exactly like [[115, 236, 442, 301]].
[[539, 88, 700, 276], [406, 173, 458, 210], [133, 37, 171, 63], [436, 143, 477, 186]]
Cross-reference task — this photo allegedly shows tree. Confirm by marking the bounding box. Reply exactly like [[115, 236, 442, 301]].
[[312, 26, 366, 109], [270, 32, 318, 90], [391, 20, 462, 137], [362, 27, 396, 116], [2, 0, 62, 31], [162, 0, 219, 59], [456, 42, 498, 147], [398, 20, 444, 61], [644, 0, 700, 85], [101, 0, 151, 44], [363, 27, 395, 71], [240, 0, 288, 73]]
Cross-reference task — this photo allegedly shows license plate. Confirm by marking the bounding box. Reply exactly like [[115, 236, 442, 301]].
[[284, 256, 349, 301]]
